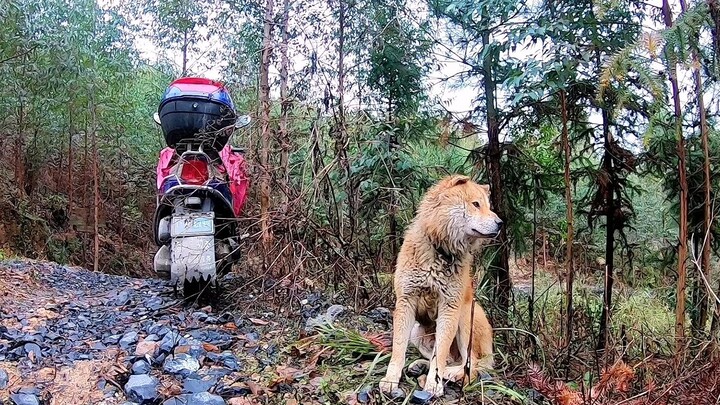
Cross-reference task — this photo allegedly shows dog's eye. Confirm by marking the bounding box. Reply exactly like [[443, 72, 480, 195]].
[[472, 201, 480, 208]]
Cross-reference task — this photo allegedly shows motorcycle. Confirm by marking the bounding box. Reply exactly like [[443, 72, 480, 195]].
[[151, 77, 250, 298]]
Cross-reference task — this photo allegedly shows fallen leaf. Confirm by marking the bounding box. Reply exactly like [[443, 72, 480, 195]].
[[222, 322, 238, 331], [269, 365, 304, 387], [228, 397, 259, 405], [202, 343, 220, 353], [246, 380, 264, 395], [249, 318, 269, 326]]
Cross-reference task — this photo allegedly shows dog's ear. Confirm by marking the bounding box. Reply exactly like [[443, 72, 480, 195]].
[[449, 175, 471, 187], [480, 184, 490, 194]]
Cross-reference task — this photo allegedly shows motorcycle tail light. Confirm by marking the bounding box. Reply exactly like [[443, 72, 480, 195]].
[[180, 159, 209, 185]]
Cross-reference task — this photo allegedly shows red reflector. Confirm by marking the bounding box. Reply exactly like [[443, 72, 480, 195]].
[[180, 159, 209, 185]]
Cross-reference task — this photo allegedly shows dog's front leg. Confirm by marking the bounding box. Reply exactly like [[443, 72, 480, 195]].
[[449, 298, 473, 381], [379, 297, 416, 394], [424, 296, 460, 397]]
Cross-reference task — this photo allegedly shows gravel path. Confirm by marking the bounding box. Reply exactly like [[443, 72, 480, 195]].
[[0, 259, 272, 405]]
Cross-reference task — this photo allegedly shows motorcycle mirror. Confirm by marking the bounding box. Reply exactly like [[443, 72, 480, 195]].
[[153, 112, 161, 125], [235, 115, 251, 129]]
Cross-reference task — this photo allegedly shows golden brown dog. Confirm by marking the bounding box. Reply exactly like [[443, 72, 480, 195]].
[[379, 174, 498, 397]]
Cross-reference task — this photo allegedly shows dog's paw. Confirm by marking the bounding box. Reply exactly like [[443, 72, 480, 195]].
[[423, 380, 445, 397], [441, 365, 468, 382], [379, 378, 400, 394]]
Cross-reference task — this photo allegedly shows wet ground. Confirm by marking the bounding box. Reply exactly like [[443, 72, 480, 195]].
[[0, 259, 538, 405]]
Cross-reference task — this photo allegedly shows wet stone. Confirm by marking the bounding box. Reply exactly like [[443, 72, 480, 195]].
[[9, 393, 40, 405], [131, 359, 151, 375], [159, 331, 187, 354], [187, 330, 232, 349], [367, 307, 392, 324], [163, 392, 225, 405], [357, 387, 372, 403], [124, 374, 159, 404], [390, 388, 406, 400], [104, 334, 122, 345], [207, 352, 240, 371], [182, 375, 217, 393], [23, 343, 42, 360], [163, 353, 200, 377], [410, 390, 432, 404], [119, 331, 139, 349], [0, 368, 8, 389], [192, 312, 208, 322]]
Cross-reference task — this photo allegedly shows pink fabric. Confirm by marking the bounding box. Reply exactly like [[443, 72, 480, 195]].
[[157, 147, 176, 190], [156, 145, 250, 217], [219, 145, 250, 217]]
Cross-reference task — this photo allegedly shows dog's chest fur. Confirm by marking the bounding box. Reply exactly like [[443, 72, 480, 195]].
[[399, 242, 471, 325]]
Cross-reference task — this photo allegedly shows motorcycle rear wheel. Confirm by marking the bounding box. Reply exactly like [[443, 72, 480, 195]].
[[182, 276, 213, 302]]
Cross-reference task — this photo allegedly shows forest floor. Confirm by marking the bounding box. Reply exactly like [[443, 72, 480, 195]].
[[0, 259, 540, 405]]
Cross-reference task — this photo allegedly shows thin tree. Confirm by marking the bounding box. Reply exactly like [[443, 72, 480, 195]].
[[679, 0, 713, 336], [278, 0, 290, 214], [334, 0, 351, 240], [597, 96, 615, 354], [560, 90, 574, 353], [90, 95, 100, 273], [259, 0, 274, 249], [482, 27, 511, 313], [661, 0, 690, 355]]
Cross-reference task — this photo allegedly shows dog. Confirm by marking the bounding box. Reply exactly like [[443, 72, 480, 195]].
[[379, 174, 499, 397]]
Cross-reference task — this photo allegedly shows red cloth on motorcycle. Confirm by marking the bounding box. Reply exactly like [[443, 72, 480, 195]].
[[156, 146, 249, 217]]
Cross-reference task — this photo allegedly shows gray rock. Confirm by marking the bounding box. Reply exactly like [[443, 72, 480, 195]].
[[326, 304, 345, 320], [9, 393, 40, 405], [304, 304, 346, 331], [124, 374, 159, 404], [119, 331, 139, 349], [23, 343, 42, 360], [0, 368, 8, 389], [357, 386, 372, 403], [159, 331, 186, 354], [410, 390, 432, 404], [131, 359, 151, 375], [163, 353, 200, 377], [182, 375, 217, 393], [163, 392, 225, 405], [390, 388, 406, 400]]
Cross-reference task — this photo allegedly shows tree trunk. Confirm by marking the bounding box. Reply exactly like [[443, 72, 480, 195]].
[[680, 0, 713, 337], [182, 29, 188, 76], [560, 90, 574, 350], [335, 0, 352, 241], [482, 30, 511, 314], [662, 0, 689, 356], [91, 99, 100, 273], [597, 106, 614, 353], [279, 0, 290, 215], [388, 99, 398, 259], [67, 106, 73, 217], [259, 0, 274, 250], [529, 176, 538, 335]]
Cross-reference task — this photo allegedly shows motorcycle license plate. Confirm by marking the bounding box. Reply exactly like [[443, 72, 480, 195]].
[[171, 213, 215, 237]]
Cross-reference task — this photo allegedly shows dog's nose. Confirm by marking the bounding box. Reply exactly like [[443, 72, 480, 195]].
[[495, 218, 503, 228]]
